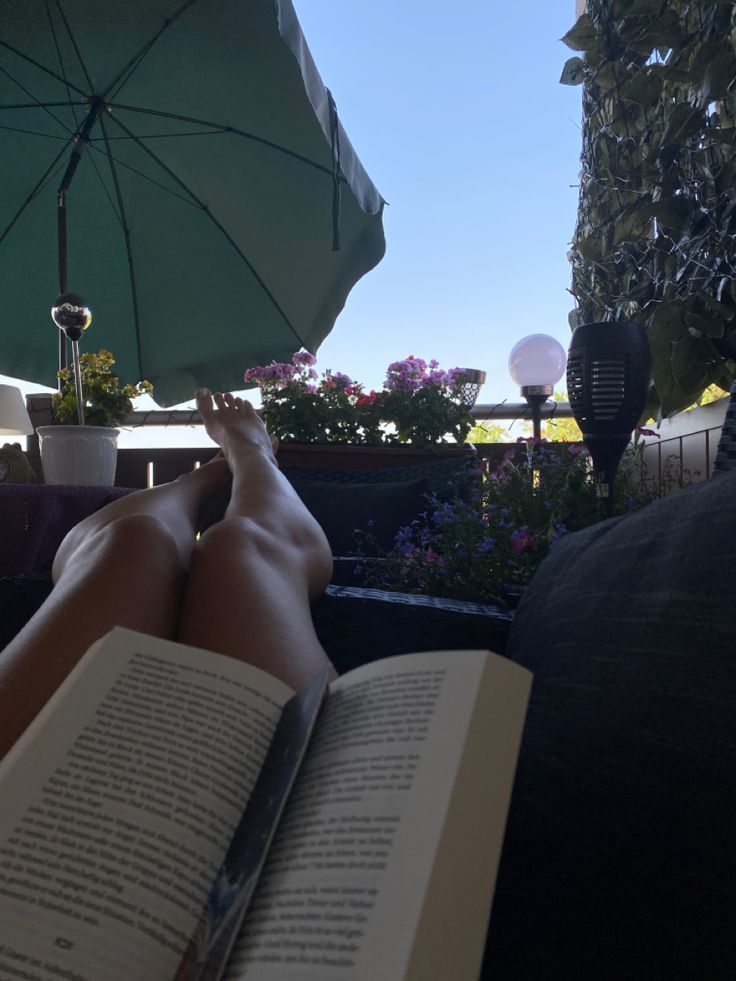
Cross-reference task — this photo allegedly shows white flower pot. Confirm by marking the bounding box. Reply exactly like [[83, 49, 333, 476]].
[[37, 426, 120, 486]]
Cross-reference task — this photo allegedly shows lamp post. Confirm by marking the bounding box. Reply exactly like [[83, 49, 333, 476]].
[[508, 334, 567, 440]]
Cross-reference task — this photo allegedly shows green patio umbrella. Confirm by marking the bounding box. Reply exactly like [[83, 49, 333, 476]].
[[0, 0, 386, 406]]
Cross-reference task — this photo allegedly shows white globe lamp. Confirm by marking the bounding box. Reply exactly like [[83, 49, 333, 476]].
[[508, 334, 567, 439]]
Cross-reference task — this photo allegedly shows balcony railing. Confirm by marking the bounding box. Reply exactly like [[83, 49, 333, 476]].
[[24, 392, 728, 490]]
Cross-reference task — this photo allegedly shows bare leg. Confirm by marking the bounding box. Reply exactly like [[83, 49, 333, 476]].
[[0, 457, 230, 758], [177, 390, 335, 690], [52, 453, 230, 581]]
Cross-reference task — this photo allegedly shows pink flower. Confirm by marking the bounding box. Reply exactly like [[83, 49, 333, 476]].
[[511, 526, 536, 553]]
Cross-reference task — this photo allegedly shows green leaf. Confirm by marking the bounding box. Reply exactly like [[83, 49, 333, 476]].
[[650, 195, 691, 233], [560, 56, 585, 86], [700, 49, 736, 102], [684, 313, 725, 339], [647, 63, 692, 84], [621, 69, 663, 107], [696, 289, 735, 321], [561, 14, 597, 52]]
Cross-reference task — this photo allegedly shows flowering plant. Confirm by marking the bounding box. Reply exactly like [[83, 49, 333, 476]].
[[52, 349, 153, 427], [244, 352, 475, 447], [356, 437, 689, 605]]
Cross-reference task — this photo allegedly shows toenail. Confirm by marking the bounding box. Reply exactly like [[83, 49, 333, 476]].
[[195, 387, 210, 397]]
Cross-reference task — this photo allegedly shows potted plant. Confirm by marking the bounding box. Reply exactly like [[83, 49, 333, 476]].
[[354, 436, 690, 605], [37, 349, 152, 486], [244, 352, 480, 469]]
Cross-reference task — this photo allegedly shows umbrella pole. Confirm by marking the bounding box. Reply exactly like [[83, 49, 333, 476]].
[[54, 100, 103, 424], [57, 191, 68, 376], [57, 189, 85, 424]]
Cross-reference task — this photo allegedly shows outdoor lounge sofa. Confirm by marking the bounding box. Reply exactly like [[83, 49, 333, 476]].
[[1, 465, 734, 978], [0, 455, 512, 672]]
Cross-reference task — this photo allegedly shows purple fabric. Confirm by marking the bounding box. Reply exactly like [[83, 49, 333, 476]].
[[0, 484, 133, 578]]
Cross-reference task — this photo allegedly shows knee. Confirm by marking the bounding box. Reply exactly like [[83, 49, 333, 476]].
[[194, 515, 273, 566], [54, 513, 184, 583], [195, 515, 332, 594]]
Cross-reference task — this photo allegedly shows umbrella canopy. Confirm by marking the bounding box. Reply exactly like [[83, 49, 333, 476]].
[[0, 0, 386, 405]]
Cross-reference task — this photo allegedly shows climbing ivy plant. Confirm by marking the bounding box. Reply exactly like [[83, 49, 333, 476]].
[[561, 0, 736, 418]]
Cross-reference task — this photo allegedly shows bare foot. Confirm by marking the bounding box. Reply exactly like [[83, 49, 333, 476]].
[[195, 389, 279, 465]]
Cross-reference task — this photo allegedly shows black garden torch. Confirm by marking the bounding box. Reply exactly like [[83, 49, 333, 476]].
[[567, 321, 651, 516]]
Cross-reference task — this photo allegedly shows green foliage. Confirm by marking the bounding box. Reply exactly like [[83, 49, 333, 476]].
[[564, 0, 736, 418], [357, 437, 692, 604], [468, 420, 512, 443], [52, 349, 153, 427]]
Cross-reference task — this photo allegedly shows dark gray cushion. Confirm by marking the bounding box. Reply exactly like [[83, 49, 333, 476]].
[[285, 476, 430, 555], [484, 472, 736, 980]]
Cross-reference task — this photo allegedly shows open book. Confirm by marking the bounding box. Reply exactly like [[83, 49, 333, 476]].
[[0, 627, 531, 981]]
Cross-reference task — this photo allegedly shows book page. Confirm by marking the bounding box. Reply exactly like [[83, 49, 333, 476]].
[[0, 627, 292, 981], [226, 650, 529, 981]]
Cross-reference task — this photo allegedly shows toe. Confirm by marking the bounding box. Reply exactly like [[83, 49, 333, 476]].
[[195, 387, 214, 420]]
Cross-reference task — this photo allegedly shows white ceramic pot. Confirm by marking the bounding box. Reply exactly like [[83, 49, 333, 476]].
[[37, 425, 120, 486]]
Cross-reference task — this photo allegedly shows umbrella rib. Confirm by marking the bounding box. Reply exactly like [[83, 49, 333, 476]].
[[103, 0, 202, 102], [99, 115, 144, 381], [0, 100, 85, 110], [107, 112, 308, 350], [85, 140, 203, 210], [0, 122, 72, 140], [52, 0, 94, 92], [0, 40, 88, 99], [109, 103, 337, 179], [92, 128, 223, 140], [0, 141, 70, 246], [45, 0, 81, 136], [0, 64, 75, 139]]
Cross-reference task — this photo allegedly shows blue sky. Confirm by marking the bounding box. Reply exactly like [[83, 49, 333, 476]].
[[2, 0, 583, 442], [299, 0, 584, 401]]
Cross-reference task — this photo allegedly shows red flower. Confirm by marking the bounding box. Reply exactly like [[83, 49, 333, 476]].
[[355, 390, 378, 408]]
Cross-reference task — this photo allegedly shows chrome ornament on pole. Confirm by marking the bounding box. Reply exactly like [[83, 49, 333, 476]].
[[51, 294, 92, 426]]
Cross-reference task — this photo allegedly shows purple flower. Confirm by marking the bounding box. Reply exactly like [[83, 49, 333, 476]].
[[326, 371, 354, 391], [549, 523, 570, 547], [431, 502, 456, 524], [476, 538, 496, 555], [243, 360, 295, 385], [292, 350, 317, 367], [385, 357, 428, 391]]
